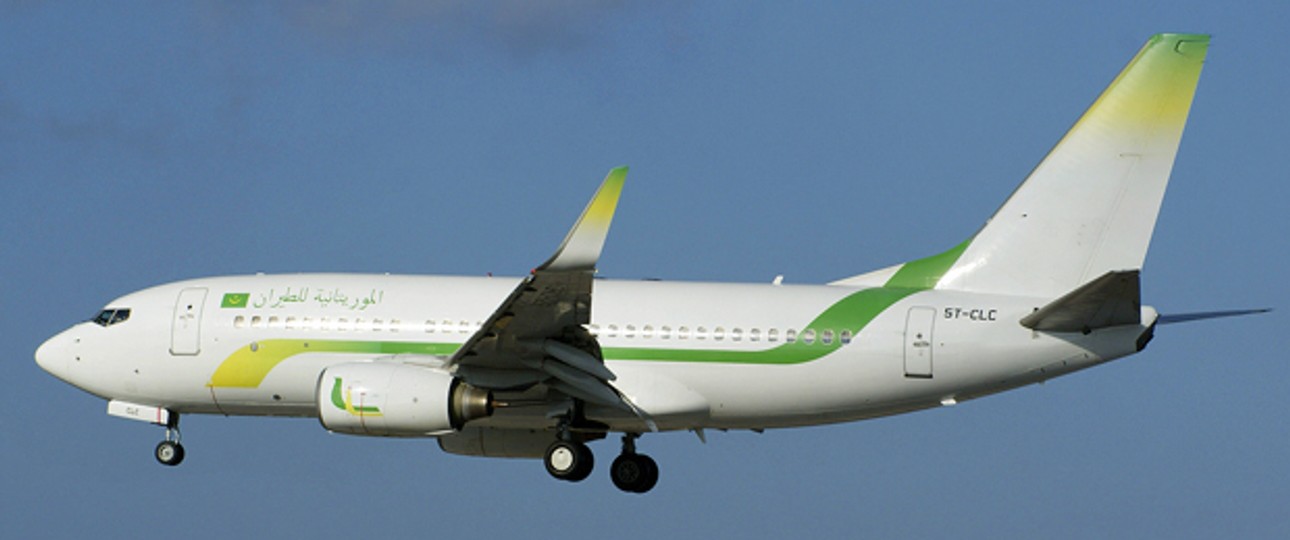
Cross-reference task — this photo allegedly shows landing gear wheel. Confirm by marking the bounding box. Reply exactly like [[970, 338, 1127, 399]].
[[611, 453, 659, 493], [155, 440, 185, 466], [545, 440, 594, 482]]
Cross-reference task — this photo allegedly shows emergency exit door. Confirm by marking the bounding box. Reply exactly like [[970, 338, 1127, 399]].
[[904, 307, 935, 378], [171, 287, 208, 355]]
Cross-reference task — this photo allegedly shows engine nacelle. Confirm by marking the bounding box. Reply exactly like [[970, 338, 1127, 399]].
[[316, 363, 492, 437]]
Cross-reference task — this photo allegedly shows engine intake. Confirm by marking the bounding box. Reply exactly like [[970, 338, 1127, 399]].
[[316, 363, 492, 437]]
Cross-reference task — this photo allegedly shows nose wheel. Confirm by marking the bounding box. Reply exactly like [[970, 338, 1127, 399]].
[[609, 433, 659, 493], [155, 440, 184, 466], [154, 413, 185, 466]]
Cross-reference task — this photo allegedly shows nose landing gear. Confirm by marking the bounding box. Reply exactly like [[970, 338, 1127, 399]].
[[154, 413, 184, 466]]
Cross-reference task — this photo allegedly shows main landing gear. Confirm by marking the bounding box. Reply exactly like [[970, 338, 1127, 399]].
[[544, 439, 595, 482], [154, 413, 185, 466], [542, 432, 659, 493], [609, 434, 658, 494]]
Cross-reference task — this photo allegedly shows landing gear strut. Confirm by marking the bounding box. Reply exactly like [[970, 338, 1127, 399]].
[[610, 433, 658, 493], [154, 412, 184, 466]]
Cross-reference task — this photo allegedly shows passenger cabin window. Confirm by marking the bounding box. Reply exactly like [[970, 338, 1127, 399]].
[[92, 308, 131, 327]]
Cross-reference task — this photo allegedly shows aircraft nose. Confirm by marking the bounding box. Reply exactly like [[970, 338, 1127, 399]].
[[35, 330, 71, 382]]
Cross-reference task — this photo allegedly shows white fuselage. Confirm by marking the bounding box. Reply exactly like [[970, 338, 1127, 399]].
[[35, 273, 1152, 433]]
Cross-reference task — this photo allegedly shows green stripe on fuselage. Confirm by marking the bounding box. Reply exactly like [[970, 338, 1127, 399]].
[[603, 286, 917, 364], [206, 239, 972, 387]]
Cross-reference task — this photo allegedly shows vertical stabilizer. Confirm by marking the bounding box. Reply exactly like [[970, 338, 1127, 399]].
[[930, 34, 1209, 298]]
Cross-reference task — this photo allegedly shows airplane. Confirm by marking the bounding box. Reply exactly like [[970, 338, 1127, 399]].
[[36, 33, 1262, 494]]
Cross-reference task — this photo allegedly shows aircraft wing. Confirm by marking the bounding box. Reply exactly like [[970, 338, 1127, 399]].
[[447, 168, 638, 414]]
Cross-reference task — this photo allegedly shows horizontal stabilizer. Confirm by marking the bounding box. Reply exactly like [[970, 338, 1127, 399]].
[[1158, 308, 1271, 325], [1020, 270, 1141, 332]]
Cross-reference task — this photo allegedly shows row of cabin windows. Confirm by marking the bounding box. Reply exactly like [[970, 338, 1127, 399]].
[[233, 315, 481, 334], [586, 324, 853, 345], [230, 316, 853, 346]]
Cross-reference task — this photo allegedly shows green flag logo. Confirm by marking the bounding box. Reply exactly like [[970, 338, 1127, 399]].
[[221, 293, 250, 308]]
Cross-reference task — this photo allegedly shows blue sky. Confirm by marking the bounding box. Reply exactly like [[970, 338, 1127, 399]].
[[4, 2, 1288, 538]]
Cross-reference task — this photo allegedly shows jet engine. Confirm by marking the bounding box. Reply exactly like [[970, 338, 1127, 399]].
[[316, 362, 492, 437]]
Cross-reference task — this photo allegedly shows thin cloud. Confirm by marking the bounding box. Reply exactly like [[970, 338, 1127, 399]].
[[268, 0, 658, 61]]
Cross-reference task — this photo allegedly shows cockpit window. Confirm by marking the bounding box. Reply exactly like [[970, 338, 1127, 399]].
[[92, 308, 131, 327]]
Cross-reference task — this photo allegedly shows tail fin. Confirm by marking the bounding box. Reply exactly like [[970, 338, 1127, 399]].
[[839, 34, 1209, 298], [944, 33, 1209, 297]]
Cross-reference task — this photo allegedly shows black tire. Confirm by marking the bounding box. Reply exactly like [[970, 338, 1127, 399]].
[[611, 453, 659, 493], [544, 440, 594, 482], [634, 454, 658, 493], [155, 441, 185, 466]]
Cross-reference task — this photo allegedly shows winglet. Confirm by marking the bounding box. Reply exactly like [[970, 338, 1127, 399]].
[[538, 167, 628, 272]]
